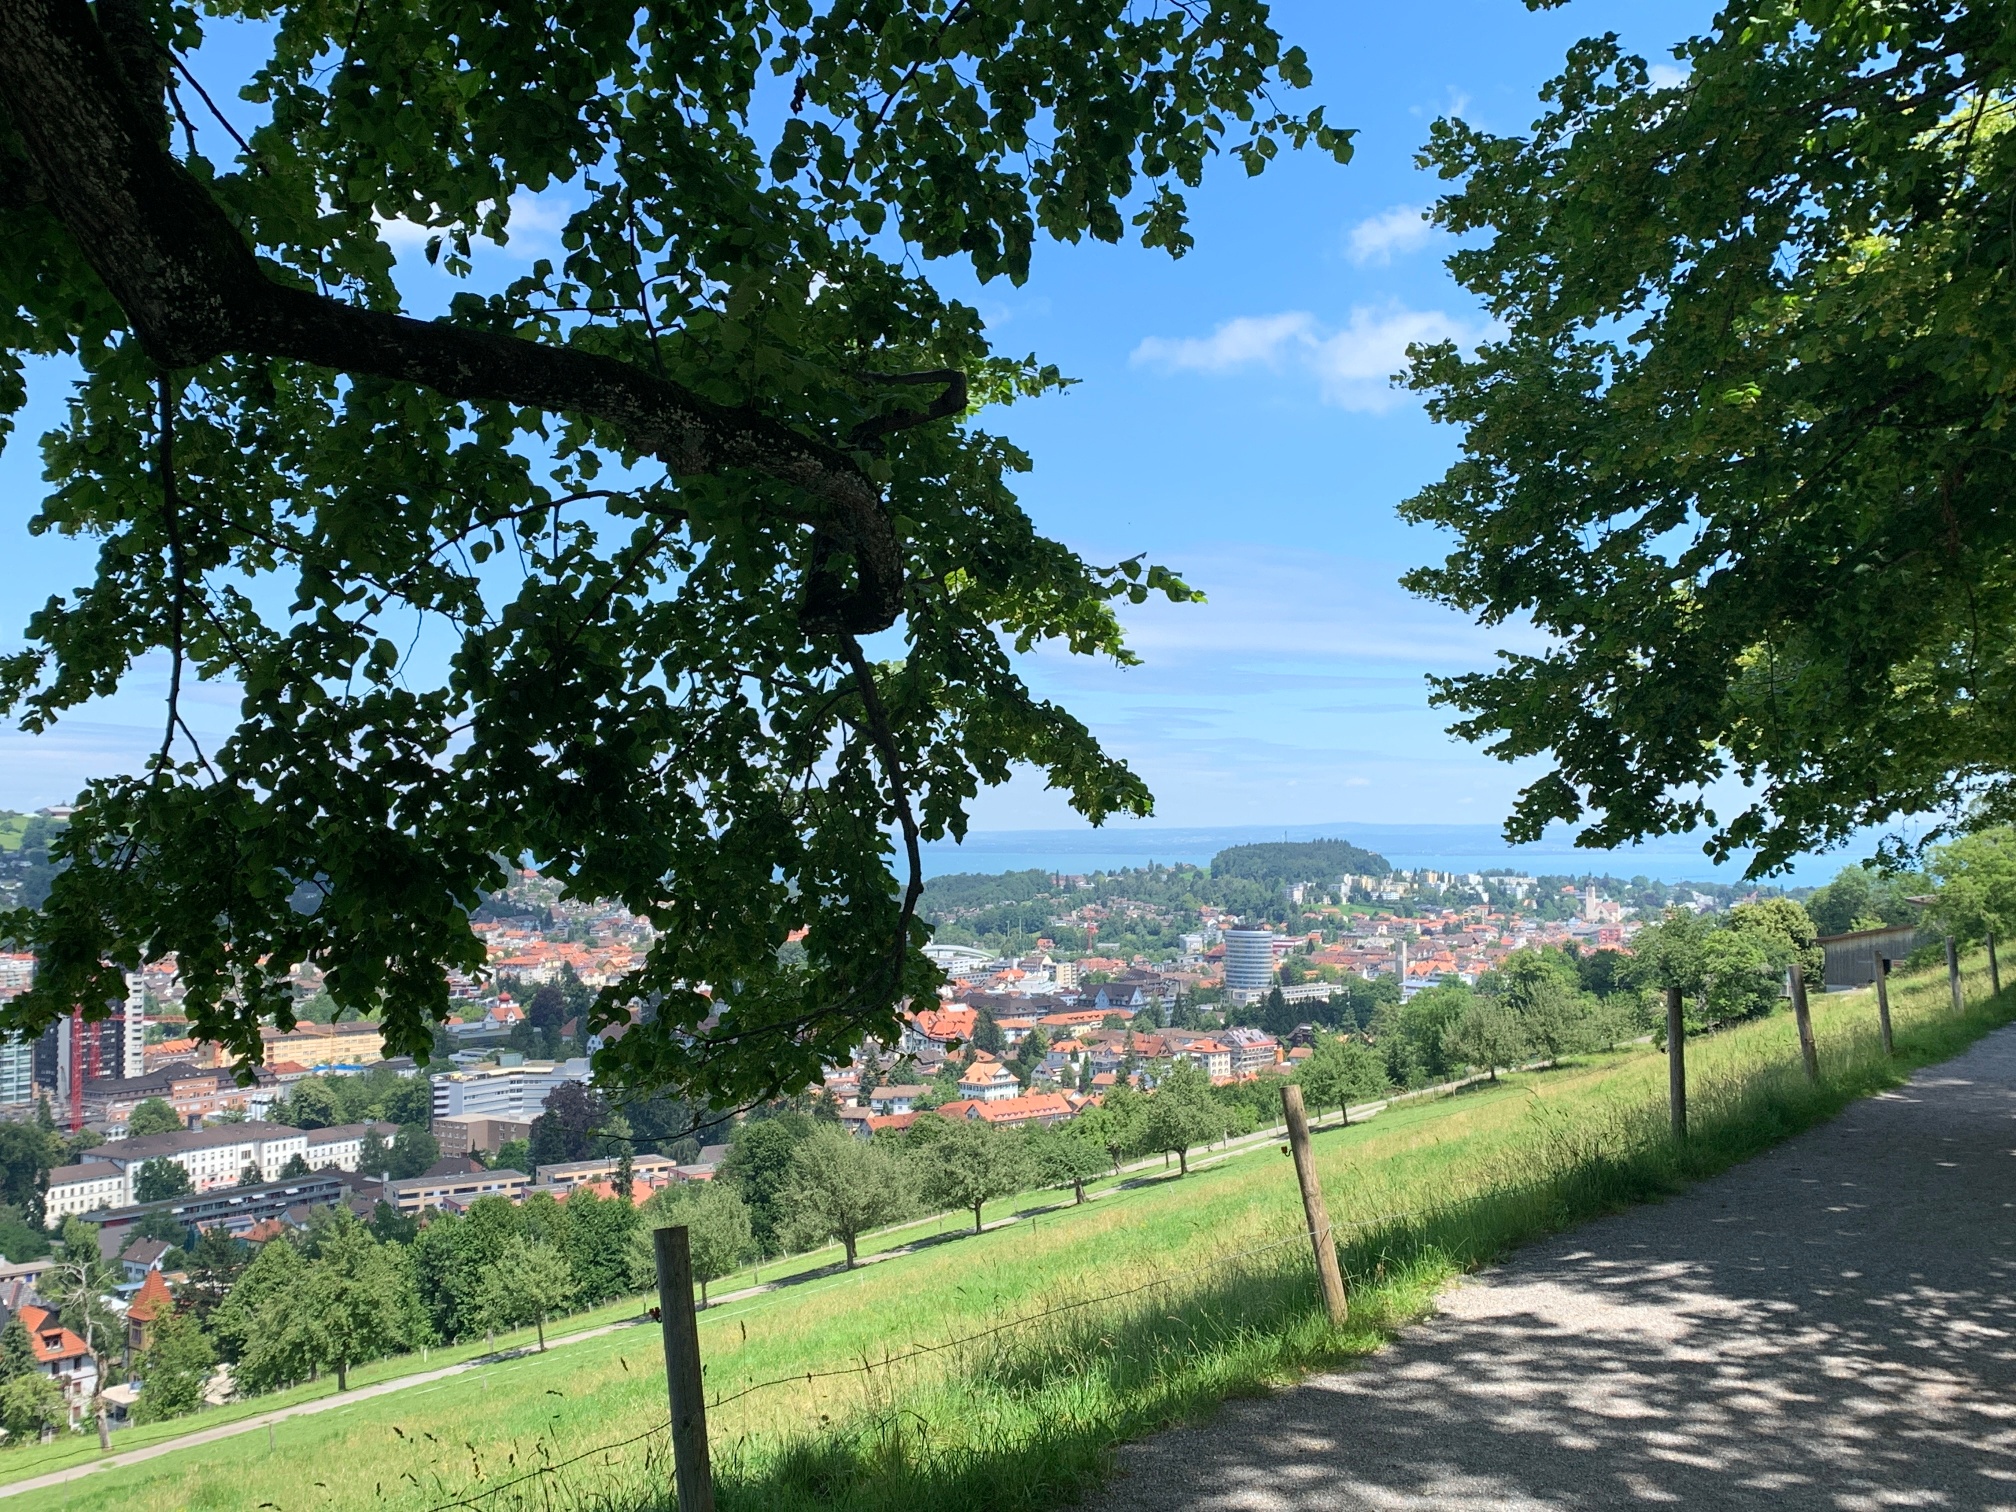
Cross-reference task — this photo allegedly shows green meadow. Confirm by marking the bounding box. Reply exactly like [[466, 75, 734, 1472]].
[[25, 951, 2011, 1512]]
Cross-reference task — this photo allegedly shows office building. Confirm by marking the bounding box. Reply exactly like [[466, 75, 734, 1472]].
[[1222, 930, 1277, 993], [432, 1112, 536, 1157], [431, 1057, 591, 1120], [0, 1036, 33, 1107]]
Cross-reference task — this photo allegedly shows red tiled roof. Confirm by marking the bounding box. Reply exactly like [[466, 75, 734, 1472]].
[[16, 1306, 88, 1365], [126, 1269, 173, 1323], [943, 1092, 1074, 1126], [909, 1007, 977, 1044]]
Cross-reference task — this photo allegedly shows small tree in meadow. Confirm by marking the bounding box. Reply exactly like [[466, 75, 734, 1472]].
[[1030, 1122, 1108, 1204], [1078, 1083, 1143, 1173], [0, 1372, 62, 1445], [631, 1183, 754, 1305], [920, 1117, 1031, 1232], [776, 1126, 912, 1267], [1139, 1061, 1219, 1176], [133, 1310, 216, 1423], [242, 1221, 413, 1390], [1445, 1001, 1529, 1083], [1295, 1035, 1389, 1125], [478, 1236, 576, 1352]]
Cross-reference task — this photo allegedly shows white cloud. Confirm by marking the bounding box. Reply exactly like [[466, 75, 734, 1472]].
[[372, 215, 436, 252], [1305, 305, 1473, 412], [373, 190, 573, 260], [1346, 204, 1433, 266], [1129, 312, 1316, 375], [1131, 304, 1482, 413]]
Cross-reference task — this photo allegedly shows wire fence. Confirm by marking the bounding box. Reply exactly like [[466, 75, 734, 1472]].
[[414, 1210, 1441, 1512]]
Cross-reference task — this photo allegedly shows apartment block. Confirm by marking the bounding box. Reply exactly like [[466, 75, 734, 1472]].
[[431, 1057, 591, 1120]]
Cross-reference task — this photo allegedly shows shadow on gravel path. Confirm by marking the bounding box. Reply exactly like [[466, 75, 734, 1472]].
[[1092, 1024, 2016, 1511]]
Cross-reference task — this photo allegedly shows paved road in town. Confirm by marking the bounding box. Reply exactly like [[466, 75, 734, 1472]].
[[1093, 1023, 2016, 1511]]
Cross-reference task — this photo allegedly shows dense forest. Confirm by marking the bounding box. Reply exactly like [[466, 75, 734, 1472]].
[[1211, 838, 1391, 885]]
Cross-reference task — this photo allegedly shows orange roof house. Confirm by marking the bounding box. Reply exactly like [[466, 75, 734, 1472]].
[[935, 1092, 1075, 1128], [15, 1303, 95, 1425], [17, 1305, 89, 1368], [908, 1006, 978, 1046], [126, 1270, 174, 1353]]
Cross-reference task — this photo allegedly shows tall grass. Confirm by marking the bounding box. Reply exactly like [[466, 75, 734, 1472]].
[[34, 952, 2009, 1512]]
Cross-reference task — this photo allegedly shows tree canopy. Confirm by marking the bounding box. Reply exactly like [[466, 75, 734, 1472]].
[[1928, 829, 2016, 943], [1210, 838, 1390, 887], [1402, 5, 2016, 874], [127, 1097, 183, 1137], [0, 0, 1349, 1106]]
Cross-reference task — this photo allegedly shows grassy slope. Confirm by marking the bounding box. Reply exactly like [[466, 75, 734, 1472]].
[[28, 952, 2010, 1512], [0, 815, 24, 853]]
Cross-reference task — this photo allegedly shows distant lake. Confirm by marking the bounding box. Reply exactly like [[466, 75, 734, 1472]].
[[917, 821, 1864, 889]]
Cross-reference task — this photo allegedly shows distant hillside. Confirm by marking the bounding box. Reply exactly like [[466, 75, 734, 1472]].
[[1210, 837, 1390, 887], [918, 868, 1058, 916]]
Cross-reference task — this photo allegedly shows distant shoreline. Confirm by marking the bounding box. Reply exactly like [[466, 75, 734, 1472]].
[[919, 820, 1845, 888]]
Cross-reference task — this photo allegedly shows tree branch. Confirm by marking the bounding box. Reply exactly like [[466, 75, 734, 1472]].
[[838, 634, 924, 978], [849, 368, 969, 445], [0, 0, 925, 635], [154, 373, 185, 778]]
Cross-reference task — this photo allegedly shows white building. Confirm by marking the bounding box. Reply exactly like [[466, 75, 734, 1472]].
[[1218, 1027, 1280, 1075], [44, 1161, 126, 1223], [921, 942, 996, 975], [51, 1119, 397, 1223], [868, 1084, 928, 1115], [431, 1057, 592, 1120], [69, 1122, 312, 1213], [1222, 930, 1275, 994], [957, 1060, 1020, 1102], [119, 973, 146, 1079], [303, 1121, 398, 1172]]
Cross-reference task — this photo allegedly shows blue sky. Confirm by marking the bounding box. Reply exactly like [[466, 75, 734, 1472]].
[[6, 1, 1852, 877]]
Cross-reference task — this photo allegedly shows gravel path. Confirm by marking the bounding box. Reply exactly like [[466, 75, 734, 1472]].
[[1092, 1023, 2016, 1511]]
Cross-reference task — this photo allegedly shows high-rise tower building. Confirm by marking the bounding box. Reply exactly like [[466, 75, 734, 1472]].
[[1222, 930, 1276, 993]]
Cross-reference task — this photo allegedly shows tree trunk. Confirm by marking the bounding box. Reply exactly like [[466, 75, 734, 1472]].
[[1177, 1148, 1189, 1176], [536, 1317, 546, 1352], [843, 1234, 857, 1268], [1340, 1103, 1349, 1127], [336, 1360, 348, 1392], [972, 1204, 983, 1234], [1073, 1179, 1085, 1204], [700, 1278, 709, 1307], [96, 1400, 109, 1451]]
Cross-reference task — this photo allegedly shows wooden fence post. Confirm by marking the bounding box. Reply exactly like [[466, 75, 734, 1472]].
[[1990, 932, 2002, 997], [1665, 986, 1686, 1141], [1874, 954, 1895, 1057], [1789, 961, 1819, 1084], [1948, 938, 1965, 1014], [655, 1225, 716, 1512], [1279, 1084, 1348, 1328]]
